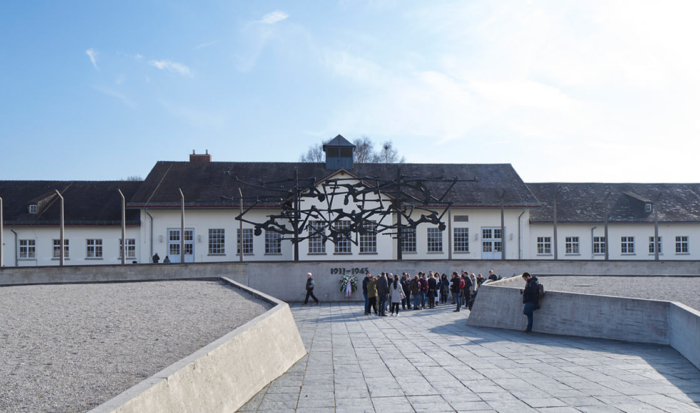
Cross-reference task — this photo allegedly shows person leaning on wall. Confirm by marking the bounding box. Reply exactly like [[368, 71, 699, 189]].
[[520, 272, 539, 333]]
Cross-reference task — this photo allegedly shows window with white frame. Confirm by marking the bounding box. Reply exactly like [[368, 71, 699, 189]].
[[360, 221, 377, 253], [648, 236, 662, 254], [307, 221, 326, 254], [19, 239, 36, 259], [53, 239, 69, 258], [621, 236, 635, 254], [401, 227, 416, 253], [28, 204, 37, 214], [208, 229, 225, 255], [237, 228, 253, 255], [427, 227, 443, 253], [86, 239, 103, 258], [676, 236, 689, 254], [119, 239, 136, 259], [334, 220, 352, 253], [593, 236, 606, 254], [537, 237, 551, 255], [565, 237, 579, 254], [265, 230, 282, 254], [454, 228, 469, 253]]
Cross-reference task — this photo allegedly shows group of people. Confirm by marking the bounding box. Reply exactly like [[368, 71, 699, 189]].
[[361, 269, 502, 316]]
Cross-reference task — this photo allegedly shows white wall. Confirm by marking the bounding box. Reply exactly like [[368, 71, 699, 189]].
[[529, 222, 700, 260], [1, 226, 140, 267]]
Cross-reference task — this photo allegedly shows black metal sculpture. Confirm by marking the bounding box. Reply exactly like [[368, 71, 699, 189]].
[[226, 169, 477, 261]]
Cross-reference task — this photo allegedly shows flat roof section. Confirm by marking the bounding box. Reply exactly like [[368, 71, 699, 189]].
[[0, 280, 273, 413]]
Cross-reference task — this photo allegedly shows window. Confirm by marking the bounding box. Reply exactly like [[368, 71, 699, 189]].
[[565, 237, 579, 254], [593, 237, 606, 254], [537, 237, 551, 255], [208, 229, 225, 255], [28, 204, 37, 214], [237, 228, 253, 255], [401, 227, 416, 253], [621, 236, 635, 254], [119, 239, 136, 259], [427, 227, 443, 253], [454, 215, 469, 222], [265, 230, 282, 254], [360, 221, 377, 253], [645, 203, 652, 212], [676, 236, 689, 254], [648, 236, 662, 254], [334, 220, 352, 254], [454, 228, 469, 253], [53, 239, 69, 258], [307, 221, 326, 254], [86, 239, 103, 258], [19, 239, 36, 259]]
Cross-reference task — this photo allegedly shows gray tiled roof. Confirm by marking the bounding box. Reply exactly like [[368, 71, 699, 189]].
[[128, 162, 540, 209], [0, 181, 141, 226], [528, 183, 700, 223]]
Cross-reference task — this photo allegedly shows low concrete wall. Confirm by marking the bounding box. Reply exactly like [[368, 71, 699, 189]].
[[90, 277, 306, 413], [468, 278, 700, 370], [669, 303, 700, 371], [467, 277, 670, 344], [2, 258, 700, 303]]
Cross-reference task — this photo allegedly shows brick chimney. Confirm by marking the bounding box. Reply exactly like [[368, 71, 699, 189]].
[[190, 149, 211, 162]]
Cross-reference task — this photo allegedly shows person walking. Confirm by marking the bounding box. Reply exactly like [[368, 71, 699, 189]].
[[451, 272, 462, 312], [376, 273, 389, 317], [362, 272, 371, 315], [367, 275, 378, 315], [521, 272, 540, 332], [303, 272, 320, 305], [410, 275, 421, 310], [388, 276, 405, 316]]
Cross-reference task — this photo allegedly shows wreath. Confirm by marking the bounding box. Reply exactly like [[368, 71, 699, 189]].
[[339, 274, 358, 293]]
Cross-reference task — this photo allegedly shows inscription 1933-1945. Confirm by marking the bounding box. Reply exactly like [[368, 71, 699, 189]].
[[330, 267, 369, 275]]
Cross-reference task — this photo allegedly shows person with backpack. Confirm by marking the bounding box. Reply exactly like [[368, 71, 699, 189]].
[[410, 275, 421, 310], [451, 272, 463, 312], [520, 272, 540, 333]]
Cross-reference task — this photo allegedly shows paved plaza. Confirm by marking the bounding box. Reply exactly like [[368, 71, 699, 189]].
[[241, 303, 700, 413]]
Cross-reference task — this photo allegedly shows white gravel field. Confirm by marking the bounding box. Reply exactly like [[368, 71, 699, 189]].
[[0, 280, 272, 413]]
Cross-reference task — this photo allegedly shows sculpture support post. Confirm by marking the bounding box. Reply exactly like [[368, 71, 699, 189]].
[[179, 189, 185, 264], [239, 188, 243, 262], [55, 190, 65, 266], [118, 189, 126, 265]]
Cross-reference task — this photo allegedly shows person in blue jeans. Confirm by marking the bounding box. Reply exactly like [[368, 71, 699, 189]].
[[450, 272, 462, 312], [520, 272, 540, 333], [376, 273, 389, 317], [410, 275, 421, 310]]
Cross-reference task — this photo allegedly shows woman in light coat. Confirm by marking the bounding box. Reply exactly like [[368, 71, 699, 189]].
[[388, 277, 406, 316]]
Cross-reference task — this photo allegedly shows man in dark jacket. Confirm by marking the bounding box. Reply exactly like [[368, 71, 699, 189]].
[[410, 276, 421, 310], [419, 273, 429, 309], [427, 274, 438, 309], [520, 272, 539, 332], [303, 272, 320, 305], [362, 272, 371, 315], [376, 273, 389, 316], [401, 273, 412, 310], [450, 272, 462, 312], [488, 270, 499, 282], [461, 271, 473, 307]]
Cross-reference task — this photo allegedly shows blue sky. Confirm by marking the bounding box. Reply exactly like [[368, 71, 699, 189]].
[[2, 1, 699, 183]]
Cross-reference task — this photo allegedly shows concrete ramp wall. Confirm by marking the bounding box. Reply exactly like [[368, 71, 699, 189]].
[[90, 278, 306, 413], [468, 278, 700, 371]]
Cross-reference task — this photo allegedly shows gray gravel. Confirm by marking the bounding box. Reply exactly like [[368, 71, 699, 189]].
[[0, 280, 273, 413], [502, 276, 700, 311]]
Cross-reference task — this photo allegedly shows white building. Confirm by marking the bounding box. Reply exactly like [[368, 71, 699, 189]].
[[2, 136, 700, 266]]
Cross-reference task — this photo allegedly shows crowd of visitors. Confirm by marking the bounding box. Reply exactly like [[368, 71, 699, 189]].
[[362, 269, 498, 316]]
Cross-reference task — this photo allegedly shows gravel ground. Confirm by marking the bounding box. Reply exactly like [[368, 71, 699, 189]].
[[0, 280, 273, 413], [501, 276, 700, 311]]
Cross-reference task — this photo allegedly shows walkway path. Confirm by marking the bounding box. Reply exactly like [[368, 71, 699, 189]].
[[240, 303, 700, 412]]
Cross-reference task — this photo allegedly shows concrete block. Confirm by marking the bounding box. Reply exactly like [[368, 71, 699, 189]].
[[669, 302, 700, 371]]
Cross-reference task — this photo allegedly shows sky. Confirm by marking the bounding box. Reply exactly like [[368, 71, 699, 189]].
[[2, 0, 700, 183]]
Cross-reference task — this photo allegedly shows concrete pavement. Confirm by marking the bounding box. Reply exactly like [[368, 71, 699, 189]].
[[240, 303, 700, 412]]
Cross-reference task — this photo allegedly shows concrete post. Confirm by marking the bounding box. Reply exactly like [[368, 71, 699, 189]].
[[293, 169, 299, 262], [55, 190, 65, 266], [604, 191, 611, 261], [118, 189, 126, 265], [239, 188, 243, 263], [397, 206, 403, 261], [0, 197, 3, 268], [179, 188, 185, 264], [500, 191, 506, 261], [654, 193, 661, 261], [553, 190, 559, 260]]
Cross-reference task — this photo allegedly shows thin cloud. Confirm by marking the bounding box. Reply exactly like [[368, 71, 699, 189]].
[[85, 49, 99, 71], [134, 53, 144, 60], [147, 59, 193, 77], [92, 86, 136, 109], [261, 10, 288, 24], [193, 40, 217, 50]]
